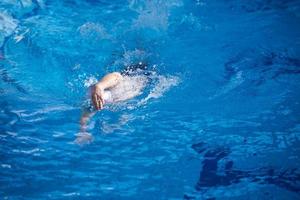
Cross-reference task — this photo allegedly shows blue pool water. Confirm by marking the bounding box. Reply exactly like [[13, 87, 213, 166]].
[[1, 0, 300, 199]]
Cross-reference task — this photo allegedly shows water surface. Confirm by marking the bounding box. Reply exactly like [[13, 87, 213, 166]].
[[1, 0, 300, 199]]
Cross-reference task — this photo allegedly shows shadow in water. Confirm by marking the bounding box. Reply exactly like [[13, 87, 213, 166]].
[[184, 142, 300, 199], [224, 50, 300, 86]]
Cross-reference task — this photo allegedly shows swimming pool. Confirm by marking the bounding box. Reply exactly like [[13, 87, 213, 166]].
[[1, 0, 300, 199]]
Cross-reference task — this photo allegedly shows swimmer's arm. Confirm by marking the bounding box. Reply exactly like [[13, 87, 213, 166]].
[[75, 110, 95, 145], [80, 110, 95, 132], [78, 72, 122, 131], [95, 72, 123, 90], [76, 72, 123, 145], [78, 72, 122, 127], [92, 72, 122, 110]]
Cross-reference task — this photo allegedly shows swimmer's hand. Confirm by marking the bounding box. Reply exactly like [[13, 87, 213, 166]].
[[91, 85, 105, 110], [91, 72, 122, 110]]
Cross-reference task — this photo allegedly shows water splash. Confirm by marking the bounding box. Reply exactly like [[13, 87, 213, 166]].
[[180, 13, 213, 31], [83, 76, 98, 88], [112, 48, 150, 69], [78, 22, 111, 40], [130, 0, 182, 31], [140, 74, 180, 104]]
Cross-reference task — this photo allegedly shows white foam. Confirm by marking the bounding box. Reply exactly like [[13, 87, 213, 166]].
[[141, 74, 180, 104], [0, 12, 18, 37]]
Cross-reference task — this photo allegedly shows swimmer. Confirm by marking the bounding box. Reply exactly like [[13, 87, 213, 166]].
[[76, 62, 149, 144]]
